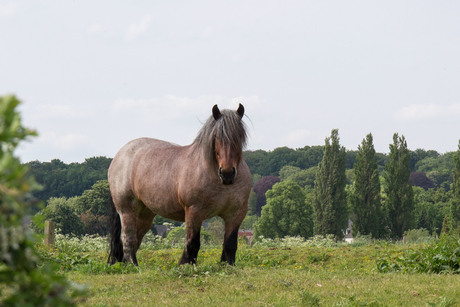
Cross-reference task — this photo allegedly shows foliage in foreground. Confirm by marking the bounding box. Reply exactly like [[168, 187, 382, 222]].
[[0, 95, 85, 306]]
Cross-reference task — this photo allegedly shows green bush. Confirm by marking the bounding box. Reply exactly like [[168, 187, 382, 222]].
[[377, 233, 460, 273], [403, 228, 434, 244]]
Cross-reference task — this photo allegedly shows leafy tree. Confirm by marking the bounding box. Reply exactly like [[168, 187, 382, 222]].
[[241, 214, 258, 230], [452, 140, 460, 228], [39, 197, 84, 235], [26, 156, 112, 201], [351, 133, 384, 238], [243, 145, 324, 176], [313, 129, 347, 239], [252, 176, 280, 216], [247, 190, 258, 216], [410, 149, 440, 171], [80, 211, 109, 236], [376, 152, 390, 173], [383, 133, 414, 239], [279, 165, 317, 189], [32, 180, 111, 236], [296, 146, 324, 169], [265, 147, 298, 175], [76, 180, 110, 216], [279, 165, 302, 180], [345, 150, 358, 169], [413, 187, 451, 235], [243, 149, 269, 176], [254, 180, 313, 239], [0, 95, 84, 305], [414, 152, 454, 190], [409, 172, 435, 190]]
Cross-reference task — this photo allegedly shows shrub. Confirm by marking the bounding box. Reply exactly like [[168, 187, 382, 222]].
[[377, 233, 460, 273], [403, 228, 434, 244]]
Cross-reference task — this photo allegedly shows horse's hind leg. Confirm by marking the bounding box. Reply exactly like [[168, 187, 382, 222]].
[[108, 195, 124, 264], [120, 201, 155, 265], [120, 212, 139, 265], [135, 205, 156, 250]]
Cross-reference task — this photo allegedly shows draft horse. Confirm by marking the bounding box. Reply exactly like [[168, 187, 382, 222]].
[[108, 104, 251, 265]]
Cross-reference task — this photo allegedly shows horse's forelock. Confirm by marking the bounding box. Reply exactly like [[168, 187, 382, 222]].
[[194, 109, 247, 165]]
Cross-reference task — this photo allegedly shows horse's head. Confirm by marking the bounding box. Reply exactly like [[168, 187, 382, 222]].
[[212, 104, 245, 185], [214, 137, 240, 185]]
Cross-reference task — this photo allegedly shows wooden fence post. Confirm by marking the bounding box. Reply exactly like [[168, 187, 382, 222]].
[[44, 220, 55, 247]]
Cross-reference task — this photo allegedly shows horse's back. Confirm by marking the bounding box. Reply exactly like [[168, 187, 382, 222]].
[[108, 138, 180, 201]]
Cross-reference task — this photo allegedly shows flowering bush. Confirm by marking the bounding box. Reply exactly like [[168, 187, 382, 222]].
[[253, 234, 337, 248], [55, 232, 108, 253]]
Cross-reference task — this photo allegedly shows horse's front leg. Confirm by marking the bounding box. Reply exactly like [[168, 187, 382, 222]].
[[179, 206, 203, 265], [221, 226, 239, 265], [221, 212, 246, 265]]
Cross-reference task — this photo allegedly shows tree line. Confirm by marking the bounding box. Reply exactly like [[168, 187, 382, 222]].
[[26, 130, 460, 240], [250, 130, 460, 240], [26, 156, 111, 203]]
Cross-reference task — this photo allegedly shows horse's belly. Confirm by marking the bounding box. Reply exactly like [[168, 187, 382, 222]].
[[143, 198, 185, 222]]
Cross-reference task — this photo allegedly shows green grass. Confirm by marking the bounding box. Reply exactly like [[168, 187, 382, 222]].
[[58, 242, 460, 306]]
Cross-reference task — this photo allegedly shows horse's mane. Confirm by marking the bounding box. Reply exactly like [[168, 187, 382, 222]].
[[194, 109, 248, 167]]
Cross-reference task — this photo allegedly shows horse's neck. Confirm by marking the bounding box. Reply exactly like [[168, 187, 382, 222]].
[[185, 143, 217, 176]]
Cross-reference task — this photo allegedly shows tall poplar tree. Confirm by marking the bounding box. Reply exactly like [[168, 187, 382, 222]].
[[314, 129, 347, 239], [452, 140, 460, 229], [383, 133, 414, 239], [351, 133, 383, 238]]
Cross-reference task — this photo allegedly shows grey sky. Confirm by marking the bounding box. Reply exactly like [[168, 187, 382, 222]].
[[1, 1, 459, 163]]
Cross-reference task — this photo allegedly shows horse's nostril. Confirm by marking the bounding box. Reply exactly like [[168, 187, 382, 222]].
[[218, 167, 237, 184], [223, 168, 236, 177]]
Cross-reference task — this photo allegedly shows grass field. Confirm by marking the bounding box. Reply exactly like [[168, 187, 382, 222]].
[[58, 237, 460, 306]]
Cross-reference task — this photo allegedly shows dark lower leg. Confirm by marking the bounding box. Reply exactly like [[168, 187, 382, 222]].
[[179, 207, 203, 265], [221, 228, 238, 265], [180, 229, 201, 265]]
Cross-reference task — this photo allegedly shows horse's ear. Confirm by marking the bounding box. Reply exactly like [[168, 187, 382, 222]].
[[236, 103, 245, 118], [212, 104, 222, 120]]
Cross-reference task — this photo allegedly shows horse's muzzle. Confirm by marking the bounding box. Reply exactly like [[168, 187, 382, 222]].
[[218, 167, 237, 185]]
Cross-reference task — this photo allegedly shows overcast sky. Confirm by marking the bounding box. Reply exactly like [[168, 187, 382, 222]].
[[1, 1, 459, 163]]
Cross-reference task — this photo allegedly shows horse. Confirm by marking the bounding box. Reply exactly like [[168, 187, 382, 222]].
[[107, 104, 252, 265]]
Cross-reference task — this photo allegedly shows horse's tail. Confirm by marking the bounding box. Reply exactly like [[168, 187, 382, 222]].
[[107, 194, 123, 264]]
